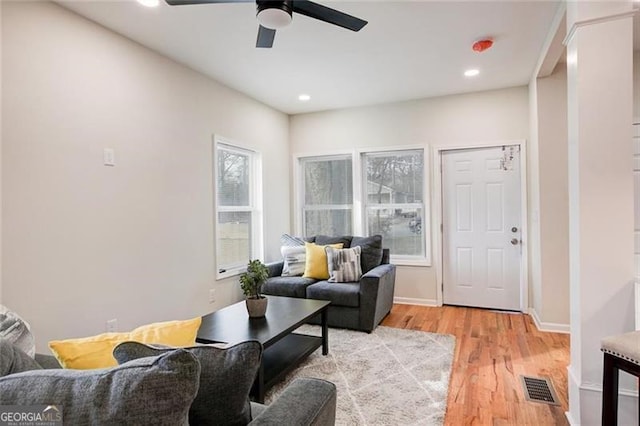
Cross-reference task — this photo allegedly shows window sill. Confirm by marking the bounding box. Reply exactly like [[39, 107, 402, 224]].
[[216, 267, 245, 281], [390, 258, 432, 267]]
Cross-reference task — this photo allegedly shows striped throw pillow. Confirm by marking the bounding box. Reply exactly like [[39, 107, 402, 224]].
[[326, 246, 363, 283]]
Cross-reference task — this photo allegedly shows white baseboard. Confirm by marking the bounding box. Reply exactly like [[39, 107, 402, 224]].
[[528, 307, 570, 334], [393, 297, 438, 307], [564, 411, 578, 426], [567, 363, 639, 424]]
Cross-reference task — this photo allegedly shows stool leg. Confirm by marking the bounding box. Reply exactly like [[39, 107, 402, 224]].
[[602, 353, 619, 425]]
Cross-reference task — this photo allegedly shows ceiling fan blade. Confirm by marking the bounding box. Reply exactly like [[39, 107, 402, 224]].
[[256, 26, 276, 48], [292, 0, 367, 32], [165, 0, 252, 5]]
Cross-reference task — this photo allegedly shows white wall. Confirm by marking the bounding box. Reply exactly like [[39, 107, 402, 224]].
[[565, 1, 635, 423], [635, 52, 640, 279], [0, 0, 3, 304], [525, 1, 569, 333], [290, 87, 529, 304], [535, 65, 570, 327], [527, 77, 543, 323], [634, 51, 640, 121], [1, 1, 289, 351]]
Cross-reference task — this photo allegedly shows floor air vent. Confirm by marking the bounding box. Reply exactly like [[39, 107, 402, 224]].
[[521, 375, 560, 405]]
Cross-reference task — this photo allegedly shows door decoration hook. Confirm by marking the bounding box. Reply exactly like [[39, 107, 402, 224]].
[[500, 146, 517, 171]]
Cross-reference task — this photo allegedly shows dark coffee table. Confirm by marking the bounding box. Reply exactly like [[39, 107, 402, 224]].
[[196, 295, 330, 403]]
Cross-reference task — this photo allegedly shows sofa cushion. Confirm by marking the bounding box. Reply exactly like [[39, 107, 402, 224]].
[[0, 304, 36, 358], [262, 276, 317, 298], [351, 235, 384, 273], [326, 246, 362, 283], [114, 341, 262, 426], [0, 340, 42, 376], [0, 349, 200, 425], [315, 235, 352, 248], [306, 281, 360, 308], [48, 316, 202, 369]]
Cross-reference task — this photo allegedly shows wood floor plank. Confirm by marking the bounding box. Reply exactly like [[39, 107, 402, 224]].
[[381, 304, 570, 425]]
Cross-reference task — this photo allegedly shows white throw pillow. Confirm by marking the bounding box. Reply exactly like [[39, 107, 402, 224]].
[[281, 245, 307, 276], [0, 305, 36, 358]]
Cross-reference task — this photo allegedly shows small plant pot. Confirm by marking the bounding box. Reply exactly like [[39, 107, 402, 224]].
[[246, 296, 268, 318]]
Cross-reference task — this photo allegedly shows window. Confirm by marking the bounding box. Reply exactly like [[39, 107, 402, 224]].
[[296, 148, 429, 266], [299, 155, 353, 236], [363, 150, 426, 261], [215, 137, 262, 278]]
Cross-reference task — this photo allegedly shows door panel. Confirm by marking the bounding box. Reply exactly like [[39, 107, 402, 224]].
[[442, 146, 521, 311]]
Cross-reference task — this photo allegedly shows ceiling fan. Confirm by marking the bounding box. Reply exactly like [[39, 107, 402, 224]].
[[165, 0, 368, 48]]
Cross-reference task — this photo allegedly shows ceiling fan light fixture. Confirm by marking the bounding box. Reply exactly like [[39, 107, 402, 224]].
[[257, 1, 293, 30]]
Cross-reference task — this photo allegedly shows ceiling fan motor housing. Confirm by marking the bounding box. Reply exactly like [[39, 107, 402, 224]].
[[256, 0, 293, 29]]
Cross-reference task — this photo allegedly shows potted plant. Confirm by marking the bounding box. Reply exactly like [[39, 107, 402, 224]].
[[240, 259, 269, 318]]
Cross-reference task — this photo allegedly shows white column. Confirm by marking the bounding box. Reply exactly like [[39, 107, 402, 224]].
[[566, 1, 635, 424]]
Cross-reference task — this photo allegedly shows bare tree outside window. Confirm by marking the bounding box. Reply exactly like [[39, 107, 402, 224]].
[[364, 150, 425, 257], [216, 144, 257, 273], [301, 156, 353, 236]]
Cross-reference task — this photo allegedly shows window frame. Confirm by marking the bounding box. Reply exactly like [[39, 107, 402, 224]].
[[214, 135, 263, 280], [294, 145, 431, 267], [360, 147, 431, 266], [295, 153, 355, 237]]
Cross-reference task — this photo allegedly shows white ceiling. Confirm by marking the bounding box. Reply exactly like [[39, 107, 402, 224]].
[[58, 0, 561, 114]]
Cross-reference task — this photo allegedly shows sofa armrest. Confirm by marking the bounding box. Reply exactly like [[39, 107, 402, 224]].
[[249, 378, 336, 426], [265, 260, 284, 278], [34, 353, 62, 369], [359, 263, 396, 332], [361, 263, 395, 280]]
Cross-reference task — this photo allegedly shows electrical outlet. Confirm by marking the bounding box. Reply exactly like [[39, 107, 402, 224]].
[[209, 289, 216, 304], [106, 318, 117, 332]]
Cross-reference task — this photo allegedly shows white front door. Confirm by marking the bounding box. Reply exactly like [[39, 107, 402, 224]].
[[442, 145, 522, 311]]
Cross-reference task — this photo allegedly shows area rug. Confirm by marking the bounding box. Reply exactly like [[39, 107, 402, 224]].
[[264, 325, 456, 425]]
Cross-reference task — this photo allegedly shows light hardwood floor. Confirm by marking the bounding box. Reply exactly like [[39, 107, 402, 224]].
[[381, 304, 570, 425]]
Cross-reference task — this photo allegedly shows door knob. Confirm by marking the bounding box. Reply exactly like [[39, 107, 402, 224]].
[[510, 238, 519, 245], [511, 227, 518, 233]]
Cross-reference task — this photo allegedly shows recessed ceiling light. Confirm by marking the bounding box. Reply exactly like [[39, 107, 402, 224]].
[[464, 69, 480, 77], [298, 94, 311, 102], [137, 0, 159, 7]]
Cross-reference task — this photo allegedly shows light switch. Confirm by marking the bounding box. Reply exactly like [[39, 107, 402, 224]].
[[104, 148, 115, 166]]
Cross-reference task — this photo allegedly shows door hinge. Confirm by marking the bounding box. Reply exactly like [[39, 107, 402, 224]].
[[441, 282, 444, 292], [440, 223, 443, 233]]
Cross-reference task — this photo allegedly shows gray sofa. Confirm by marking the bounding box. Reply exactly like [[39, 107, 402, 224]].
[[0, 340, 337, 426], [263, 235, 396, 333]]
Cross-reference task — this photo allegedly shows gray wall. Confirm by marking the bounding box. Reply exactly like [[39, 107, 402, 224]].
[[1, 1, 290, 350], [290, 87, 530, 306], [536, 66, 569, 326]]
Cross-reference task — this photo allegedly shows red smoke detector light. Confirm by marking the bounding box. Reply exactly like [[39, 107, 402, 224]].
[[472, 39, 493, 53]]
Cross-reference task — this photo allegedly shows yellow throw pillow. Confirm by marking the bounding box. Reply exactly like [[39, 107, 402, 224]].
[[303, 242, 344, 280], [48, 316, 201, 370]]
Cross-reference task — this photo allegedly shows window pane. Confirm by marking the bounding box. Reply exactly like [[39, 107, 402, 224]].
[[304, 209, 352, 236], [304, 158, 353, 205], [217, 212, 251, 269], [367, 208, 424, 256], [218, 149, 250, 207], [366, 151, 423, 204]]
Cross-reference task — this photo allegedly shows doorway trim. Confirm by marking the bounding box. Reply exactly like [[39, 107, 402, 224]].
[[432, 140, 529, 312]]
